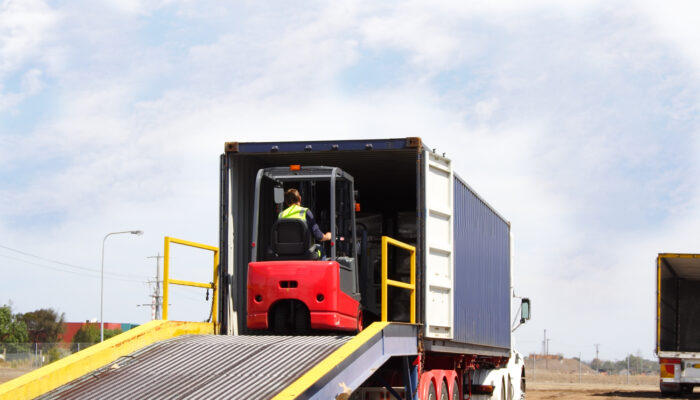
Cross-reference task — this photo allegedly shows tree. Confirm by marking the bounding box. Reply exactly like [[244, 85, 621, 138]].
[[71, 323, 123, 352], [0, 304, 29, 351], [71, 323, 99, 352], [72, 323, 99, 344], [20, 308, 65, 344], [105, 328, 123, 340]]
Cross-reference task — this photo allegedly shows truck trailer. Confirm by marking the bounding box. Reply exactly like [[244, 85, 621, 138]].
[[657, 253, 700, 395], [219, 137, 530, 399]]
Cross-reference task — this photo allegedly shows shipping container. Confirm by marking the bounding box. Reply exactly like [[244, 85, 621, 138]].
[[219, 137, 511, 357]]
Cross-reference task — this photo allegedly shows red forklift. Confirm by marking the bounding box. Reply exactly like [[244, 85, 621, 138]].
[[246, 166, 363, 333]]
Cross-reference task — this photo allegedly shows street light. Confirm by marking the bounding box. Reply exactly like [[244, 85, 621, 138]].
[[101, 230, 143, 342]]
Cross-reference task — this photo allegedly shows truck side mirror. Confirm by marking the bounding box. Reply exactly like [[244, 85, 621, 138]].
[[520, 298, 531, 324], [274, 187, 284, 205]]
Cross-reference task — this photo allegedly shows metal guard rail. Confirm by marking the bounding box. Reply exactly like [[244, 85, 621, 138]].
[[163, 236, 219, 325], [381, 235, 416, 323]]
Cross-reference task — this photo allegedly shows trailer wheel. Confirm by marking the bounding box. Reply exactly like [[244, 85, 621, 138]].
[[451, 378, 459, 400], [419, 372, 438, 400], [681, 384, 693, 394], [508, 375, 513, 400], [660, 382, 681, 395], [427, 382, 437, 400], [501, 378, 506, 400], [439, 379, 448, 400]]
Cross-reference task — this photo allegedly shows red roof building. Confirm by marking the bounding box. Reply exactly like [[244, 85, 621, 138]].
[[60, 322, 137, 343]]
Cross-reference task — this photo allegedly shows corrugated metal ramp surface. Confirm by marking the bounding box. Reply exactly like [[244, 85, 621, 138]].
[[39, 334, 351, 400]]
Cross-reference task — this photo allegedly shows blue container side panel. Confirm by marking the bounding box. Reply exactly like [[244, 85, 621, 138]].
[[453, 176, 511, 350]]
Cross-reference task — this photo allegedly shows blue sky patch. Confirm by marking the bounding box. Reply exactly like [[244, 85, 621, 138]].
[[337, 49, 409, 93]]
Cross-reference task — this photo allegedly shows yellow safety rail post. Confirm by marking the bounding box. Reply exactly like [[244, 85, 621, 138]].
[[163, 236, 220, 325], [381, 235, 416, 323]]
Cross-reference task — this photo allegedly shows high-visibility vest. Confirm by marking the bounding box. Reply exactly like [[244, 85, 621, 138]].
[[278, 204, 321, 258], [279, 204, 308, 220]]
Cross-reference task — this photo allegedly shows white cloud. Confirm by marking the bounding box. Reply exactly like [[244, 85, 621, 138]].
[[0, 0, 58, 73], [2, 1, 700, 361], [0, 0, 59, 113], [636, 1, 700, 74]]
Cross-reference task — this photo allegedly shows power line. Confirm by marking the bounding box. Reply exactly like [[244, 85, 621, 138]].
[[169, 285, 210, 303], [0, 243, 144, 279], [0, 253, 144, 283]]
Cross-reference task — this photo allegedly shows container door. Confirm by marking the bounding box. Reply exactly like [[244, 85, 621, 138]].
[[424, 151, 454, 339]]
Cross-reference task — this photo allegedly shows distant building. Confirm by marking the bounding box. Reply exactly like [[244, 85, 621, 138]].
[[60, 322, 139, 343]]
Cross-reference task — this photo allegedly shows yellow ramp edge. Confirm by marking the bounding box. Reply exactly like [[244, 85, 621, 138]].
[[0, 320, 214, 400], [272, 321, 390, 400]]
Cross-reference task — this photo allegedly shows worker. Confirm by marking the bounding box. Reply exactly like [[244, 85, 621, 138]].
[[279, 189, 332, 252]]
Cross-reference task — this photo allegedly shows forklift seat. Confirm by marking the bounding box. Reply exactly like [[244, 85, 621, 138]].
[[269, 218, 319, 260]]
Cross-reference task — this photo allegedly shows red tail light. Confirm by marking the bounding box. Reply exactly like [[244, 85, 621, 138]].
[[660, 364, 675, 378], [660, 358, 680, 378]]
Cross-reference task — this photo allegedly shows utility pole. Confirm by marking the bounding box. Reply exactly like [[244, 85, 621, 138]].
[[542, 329, 551, 369], [542, 329, 547, 369], [594, 344, 600, 372], [147, 254, 163, 320], [542, 329, 547, 356]]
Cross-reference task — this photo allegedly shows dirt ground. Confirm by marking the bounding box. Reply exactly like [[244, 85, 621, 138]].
[[527, 381, 700, 399], [0, 363, 686, 400], [526, 372, 694, 400], [0, 366, 34, 384]]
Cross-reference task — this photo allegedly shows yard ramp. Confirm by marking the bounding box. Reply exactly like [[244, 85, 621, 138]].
[[0, 322, 418, 399], [0, 320, 214, 400]]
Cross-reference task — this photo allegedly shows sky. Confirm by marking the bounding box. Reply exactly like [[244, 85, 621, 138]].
[[2, 0, 700, 361]]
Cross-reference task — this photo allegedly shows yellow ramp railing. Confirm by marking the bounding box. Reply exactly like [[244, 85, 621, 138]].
[[163, 236, 220, 325], [381, 235, 416, 323]]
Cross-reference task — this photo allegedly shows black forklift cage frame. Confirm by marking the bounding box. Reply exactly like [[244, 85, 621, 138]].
[[251, 166, 357, 262]]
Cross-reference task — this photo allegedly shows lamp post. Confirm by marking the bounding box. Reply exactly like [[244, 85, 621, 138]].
[[101, 230, 143, 342]]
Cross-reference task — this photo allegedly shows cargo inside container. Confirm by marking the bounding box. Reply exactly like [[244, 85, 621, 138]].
[[658, 255, 700, 352], [224, 142, 421, 333]]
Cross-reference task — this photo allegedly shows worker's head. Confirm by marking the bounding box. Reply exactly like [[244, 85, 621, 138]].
[[284, 188, 301, 206]]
